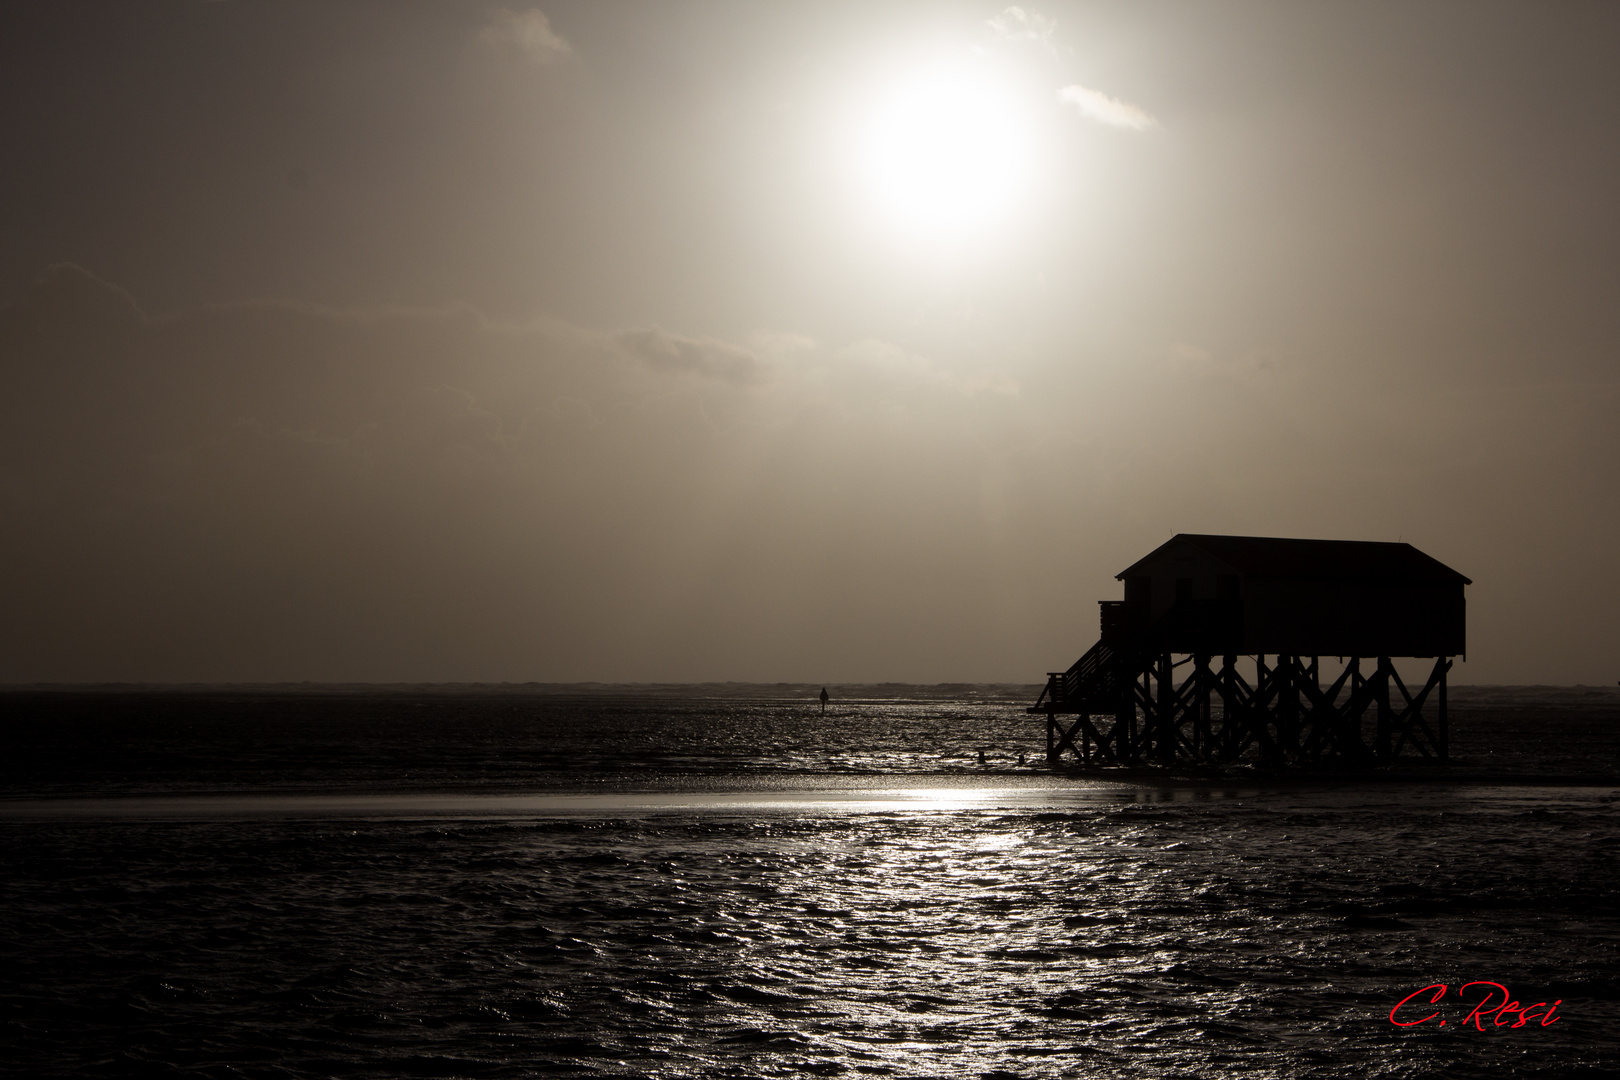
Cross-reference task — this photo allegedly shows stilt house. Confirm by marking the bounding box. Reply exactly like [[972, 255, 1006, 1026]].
[[1034, 534, 1470, 767]]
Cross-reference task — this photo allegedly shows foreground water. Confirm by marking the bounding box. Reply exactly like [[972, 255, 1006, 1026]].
[[3, 687, 1618, 1078]]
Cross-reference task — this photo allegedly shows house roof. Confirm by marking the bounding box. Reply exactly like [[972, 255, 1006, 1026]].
[[1117, 534, 1472, 585]]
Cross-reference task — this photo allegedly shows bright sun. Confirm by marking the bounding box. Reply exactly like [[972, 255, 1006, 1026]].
[[859, 61, 1034, 238]]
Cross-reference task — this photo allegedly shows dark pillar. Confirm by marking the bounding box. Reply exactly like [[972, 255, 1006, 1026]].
[[1253, 654, 1270, 763], [1279, 655, 1297, 762], [1344, 656, 1366, 758], [1193, 654, 1211, 762], [1046, 697, 1057, 764], [1218, 654, 1238, 761], [1375, 657, 1394, 760], [1156, 652, 1175, 762], [1116, 662, 1137, 763], [1437, 656, 1449, 761]]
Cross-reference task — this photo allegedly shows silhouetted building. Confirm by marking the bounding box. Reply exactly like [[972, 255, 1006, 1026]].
[[1034, 534, 1469, 768]]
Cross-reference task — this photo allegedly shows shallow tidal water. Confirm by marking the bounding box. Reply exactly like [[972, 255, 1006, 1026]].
[[2, 688, 1618, 1078]]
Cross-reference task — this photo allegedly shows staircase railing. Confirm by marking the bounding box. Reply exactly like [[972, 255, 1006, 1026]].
[[1033, 638, 1121, 712]]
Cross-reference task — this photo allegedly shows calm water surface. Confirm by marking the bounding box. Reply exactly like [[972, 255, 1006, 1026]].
[[3, 688, 1618, 1078]]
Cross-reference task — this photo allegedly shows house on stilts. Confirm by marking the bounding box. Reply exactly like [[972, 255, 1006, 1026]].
[[1032, 534, 1469, 767]]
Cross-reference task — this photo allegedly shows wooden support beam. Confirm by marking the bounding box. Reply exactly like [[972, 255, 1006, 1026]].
[[1388, 658, 1448, 760], [1156, 652, 1175, 763], [1220, 657, 1255, 761], [1039, 650, 1449, 770], [1345, 657, 1367, 757], [1047, 709, 1126, 767], [1050, 714, 1080, 761], [1193, 655, 1213, 762], [1437, 657, 1450, 761], [1116, 662, 1137, 764], [1374, 657, 1394, 760], [1323, 657, 1368, 761]]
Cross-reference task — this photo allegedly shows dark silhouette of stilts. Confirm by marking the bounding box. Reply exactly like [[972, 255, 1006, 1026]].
[[819, 687, 829, 715]]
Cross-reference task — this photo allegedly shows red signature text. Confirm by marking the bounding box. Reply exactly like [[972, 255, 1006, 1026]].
[[1390, 982, 1562, 1029]]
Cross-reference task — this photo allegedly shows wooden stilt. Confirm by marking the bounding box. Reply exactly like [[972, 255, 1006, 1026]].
[[1437, 656, 1449, 761], [1034, 647, 1457, 769], [1155, 652, 1173, 763], [1374, 657, 1393, 760], [1347, 657, 1365, 757]]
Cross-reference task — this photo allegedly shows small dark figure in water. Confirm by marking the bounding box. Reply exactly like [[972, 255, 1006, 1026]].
[[1018, 752, 1026, 766], [819, 687, 829, 715], [978, 749, 987, 765]]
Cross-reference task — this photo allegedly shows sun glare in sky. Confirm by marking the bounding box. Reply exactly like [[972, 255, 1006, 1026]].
[[857, 59, 1036, 240], [4, 4, 1617, 687]]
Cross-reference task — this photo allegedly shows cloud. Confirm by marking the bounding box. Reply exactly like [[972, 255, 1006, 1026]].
[[987, 6, 1057, 50], [837, 339, 1019, 398], [482, 8, 571, 64], [1058, 84, 1158, 130], [614, 327, 761, 384]]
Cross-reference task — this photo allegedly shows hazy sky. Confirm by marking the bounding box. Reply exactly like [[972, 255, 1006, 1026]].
[[2, 1, 1617, 683]]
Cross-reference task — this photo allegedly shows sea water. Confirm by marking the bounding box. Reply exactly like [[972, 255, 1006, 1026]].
[[2, 687, 1617, 1078]]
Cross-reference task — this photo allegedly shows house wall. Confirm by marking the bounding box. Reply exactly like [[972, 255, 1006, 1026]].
[[1119, 540, 1467, 657], [1120, 538, 1235, 625], [1240, 577, 1465, 656]]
